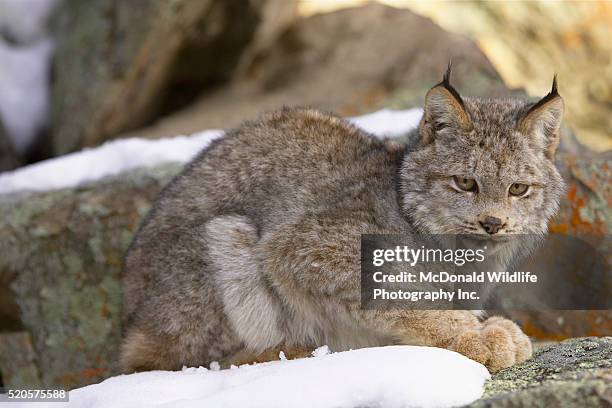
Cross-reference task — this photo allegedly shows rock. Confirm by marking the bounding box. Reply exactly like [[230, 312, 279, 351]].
[[501, 138, 612, 340], [0, 118, 21, 172], [50, 0, 297, 155], [119, 3, 510, 139], [0, 332, 41, 388], [467, 337, 612, 407], [0, 164, 181, 388]]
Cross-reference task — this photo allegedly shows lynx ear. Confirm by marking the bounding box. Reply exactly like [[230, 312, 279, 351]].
[[518, 76, 564, 158], [419, 64, 472, 145]]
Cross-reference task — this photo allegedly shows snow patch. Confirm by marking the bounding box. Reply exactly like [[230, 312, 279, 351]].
[[0, 130, 223, 194], [349, 108, 423, 137], [0, 38, 53, 153], [312, 345, 331, 357], [0, 0, 57, 153], [0, 0, 58, 44], [35, 346, 489, 408]]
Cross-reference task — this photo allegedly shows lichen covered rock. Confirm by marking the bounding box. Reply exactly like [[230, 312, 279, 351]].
[[468, 337, 612, 407], [504, 139, 612, 340], [0, 164, 181, 388]]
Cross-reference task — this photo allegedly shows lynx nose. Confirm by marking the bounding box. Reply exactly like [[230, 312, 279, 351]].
[[479, 216, 504, 235]]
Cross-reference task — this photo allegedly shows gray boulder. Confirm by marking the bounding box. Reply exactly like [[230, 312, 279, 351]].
[[468, 337, 612, 407], [0, 164, 181, 388], [50, 0, 297, 155]]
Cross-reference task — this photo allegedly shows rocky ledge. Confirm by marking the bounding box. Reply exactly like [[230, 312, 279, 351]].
[[467, 337, 612, 407]]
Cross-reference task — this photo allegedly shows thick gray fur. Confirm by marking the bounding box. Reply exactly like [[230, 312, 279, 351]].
[[121, 69, 565, 372]]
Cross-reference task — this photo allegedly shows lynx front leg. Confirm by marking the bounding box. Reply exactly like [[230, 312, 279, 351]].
[[388, 310, 532, 372], [447, 315, 532, 372]]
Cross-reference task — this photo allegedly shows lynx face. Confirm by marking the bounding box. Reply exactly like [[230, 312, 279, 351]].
[[401, 68, 565, 238]]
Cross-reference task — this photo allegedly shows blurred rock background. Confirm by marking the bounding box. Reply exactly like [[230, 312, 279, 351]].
[[0, 0, 610, 394], [304, 0, 612, 151]]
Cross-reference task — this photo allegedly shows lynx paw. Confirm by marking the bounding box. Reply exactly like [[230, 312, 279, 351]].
[[449, 317, 532, 372]]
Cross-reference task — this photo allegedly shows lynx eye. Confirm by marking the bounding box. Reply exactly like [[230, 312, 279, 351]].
[[509, 183, 529, 196], [453, 176, 477, 192]]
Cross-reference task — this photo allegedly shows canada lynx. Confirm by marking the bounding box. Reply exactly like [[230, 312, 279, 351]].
[[121, 67, 565, 373]]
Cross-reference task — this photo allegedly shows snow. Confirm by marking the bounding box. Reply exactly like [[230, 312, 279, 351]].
[[0, 130, 223, 194], [0, 0, 57, 154], [25, 346, 489, 408], [0, 38, 53, 153], [349, 108, 423, 137], [0, 108, 423, 195], [311, 345, 331, 357], [0, 0, 57, 44]]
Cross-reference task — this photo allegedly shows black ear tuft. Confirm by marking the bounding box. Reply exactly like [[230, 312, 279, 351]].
[[526, 74, 560, 115], [434, 61, 465, 109], [443, 61, 453, 86], [551, 74, 558, 96]]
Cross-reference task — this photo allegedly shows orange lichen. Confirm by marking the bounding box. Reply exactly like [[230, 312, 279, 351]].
[[521, 318, 568, 341], [517, 310, 612, 340], [60, 367, 107, 388], [100, 303, 111, 318], [550, 182, 606, 235], [548, 223, 568, 234], [106, 252, 122, 268]]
